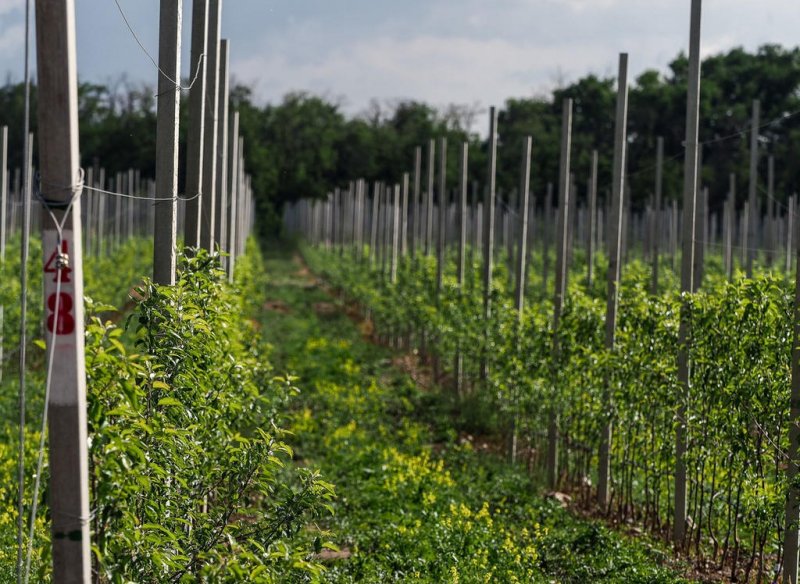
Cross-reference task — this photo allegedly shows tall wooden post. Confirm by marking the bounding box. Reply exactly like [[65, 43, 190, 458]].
[[370, 182, 379, 267], [598, 54, 629, 506], [457, 143, 468, 286], [652, 137, 664, 294], [587, 150, 598, 288], [214, 39, 230, 254], [481, 108, 498, 379], [183, 0, 209, 248], [788, 195, 795, 275], [675, 0, 702, 545], [508, 136, 532, 463], [425, 139, 435, 256], [0, 126, 7, 383], [391, 184, 400, 284], [153, 0, 182, 285], [455, 142, 469, 395], [401, 173, 409, 257], [726, 174, 735, 279], [436, 136, 448, 292], [35, 0, 91, 579], [411, 146, 421, 258], [200, 0, 221, 251], [227, 111, 239, 281], [786, 194, 800, 584], [746, 99, 760, 277], [548, 98, 573, 489], [515, 137, 532, 315]]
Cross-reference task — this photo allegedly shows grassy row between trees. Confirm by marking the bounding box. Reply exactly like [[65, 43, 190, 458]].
[[261, 244, 685, 583], [302, 242, 793, 582]]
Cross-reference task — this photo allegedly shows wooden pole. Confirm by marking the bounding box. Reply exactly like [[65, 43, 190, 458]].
[[587, 150, 598, 289], [153, 0, 182, 285], [483, 113, 498, 312], [785, 194, 800, 584], [746, 99, 760, 277], [436, 136, 447, 292], [391, 184, 400, 284], [401, 173, 409, 257], [548, 98, 573, 490], [200, 0, 221, 251], [726, 173, 735, 279], [481, 108, 498, 378], [598, 53, 629, 506], [652, 136, 663, 294], [509, 136, 532, 463], [788, 195, 795, 275], [370, 182, 379, 267], [0, 126, 7, 382], [425, 139, 435, 256], [514, 137, 532, 316], [183, 0, 208, 248], [35, 0, 91, 578], [214, 39, 230, 254], [457, 143, 468, 286], [675, 0, 702, 546], [411, 146, 421, 258], [227, 112, 239, 281]]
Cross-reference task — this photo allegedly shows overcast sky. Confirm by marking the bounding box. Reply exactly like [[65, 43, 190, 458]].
[[0, 0, 797, 125]]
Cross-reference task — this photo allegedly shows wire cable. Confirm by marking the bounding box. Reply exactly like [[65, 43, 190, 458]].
[[16, 0, 33, 575], [112, 0, 205, 92]]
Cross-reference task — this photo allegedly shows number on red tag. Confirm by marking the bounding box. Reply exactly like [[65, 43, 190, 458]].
[[44, 240, 72, 283], [46, 292, 75, 335]]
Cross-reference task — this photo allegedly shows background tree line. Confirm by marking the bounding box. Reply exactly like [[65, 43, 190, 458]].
[[1, 44, 799, 238]]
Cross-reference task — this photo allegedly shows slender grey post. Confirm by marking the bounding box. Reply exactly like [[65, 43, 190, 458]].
[[457, 143, 468, 285], [411, 146, 421, 258], [598, 53, 629, 506], [401, 173, 409, 256], [483, 109, 498, 323], [480, 109, 498, 382], [788, 195, 795, 274], [436, 136, 448, 292], [391, 184, 400, 283], [35, 0, 91, 578], [587, 150, 598, 288], [0, 126, 6, 384], [0, 126, 6, 259], [153, 0, 182, 285], [548, 98, 573, 490], [543, 182, 553, 295], [786, 196, 800, 584], [515, 137, 532, 315], [200, 0, 221, 251], [425, 139, 435, 256], [746, 99, 760, 277], [725, 174, 735, 279], [508, 136, 532, 463], [767, 155, 775, 264], [214, 39, 230, 253], [227, 112, 239, 280], [675, 0, 702, 545], [652, 137, 664, 293], [455, 142, 469, 395], [183, 0, 208, 248], [370, 182, 379, 266]]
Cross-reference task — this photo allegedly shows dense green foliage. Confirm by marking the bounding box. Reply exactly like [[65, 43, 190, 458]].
[[2, 44, 798, 237], [303, 242, 794, 582], [0, 242, 334, 582], [261, 247, 685, 583]]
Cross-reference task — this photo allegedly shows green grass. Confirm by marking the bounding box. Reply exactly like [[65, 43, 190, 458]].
[[259, 244, 687, 584]]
